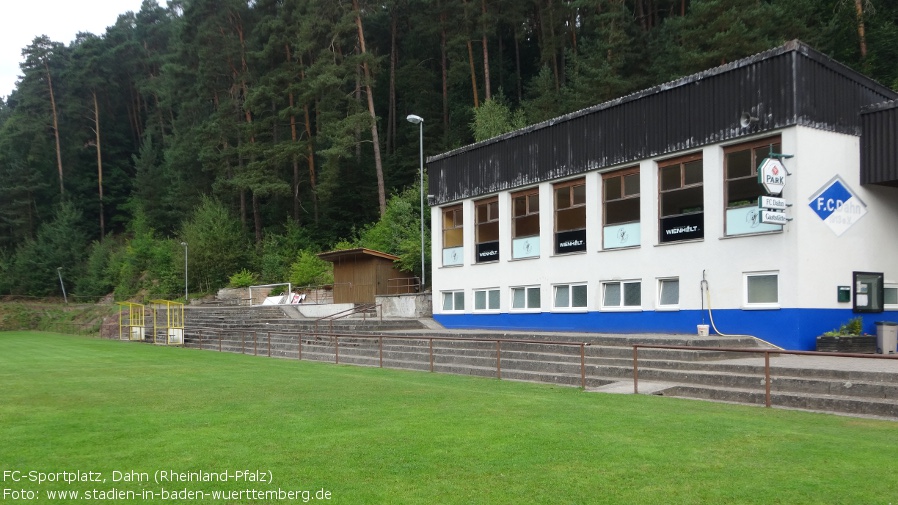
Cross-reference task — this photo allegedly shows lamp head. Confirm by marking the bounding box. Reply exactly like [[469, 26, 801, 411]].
[[406, 114, 424, 124], [180, 242, 187, 247]]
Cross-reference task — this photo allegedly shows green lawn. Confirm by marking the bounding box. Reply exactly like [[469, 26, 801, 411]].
[[0, 331, 894, 504]]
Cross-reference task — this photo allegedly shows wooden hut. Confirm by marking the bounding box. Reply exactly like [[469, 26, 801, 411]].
[[317, 248, 418, 304]]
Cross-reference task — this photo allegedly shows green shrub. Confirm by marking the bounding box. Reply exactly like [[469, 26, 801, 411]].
[[289, 250, 332, 287], [229, 269, 258, 288]]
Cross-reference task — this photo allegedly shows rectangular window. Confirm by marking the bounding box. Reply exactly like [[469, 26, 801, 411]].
[[442, 205, 464, 266], [554, 284, 588, 309], [603, 167, 640, 249], [441, 290, 465, 311], [725, 137, 783, 236], [474, 197, 500, 263], [554, 179, 587, 254], [602, 280, 641, 309], [511, 286, 541, 310], [658, 278, 679, 308], [511, 188, 540, 259], [659, 154, 703, 243], [474, 288, 500, 311], [885, 284, 898, 309], [744, 272, 779, 308]]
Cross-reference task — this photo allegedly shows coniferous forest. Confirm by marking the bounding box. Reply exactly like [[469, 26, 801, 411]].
[[0, 0, 896, 301]]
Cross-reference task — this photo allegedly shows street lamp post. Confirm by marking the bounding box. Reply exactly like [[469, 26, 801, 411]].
[[56, 267, 68, 304], [406, 114, 425, 290], [180, 242, 188, 302]]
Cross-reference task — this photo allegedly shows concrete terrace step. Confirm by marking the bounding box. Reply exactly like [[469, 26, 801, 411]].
[[657, 384, 898, 419]]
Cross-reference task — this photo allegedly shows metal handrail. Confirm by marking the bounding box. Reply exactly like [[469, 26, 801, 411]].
[[632, 344, 898, 408], [313, 303, 382, 334], [183, 328, 591, 389]]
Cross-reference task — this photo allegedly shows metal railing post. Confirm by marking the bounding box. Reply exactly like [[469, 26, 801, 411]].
[[267, 332, 271, 357], [633, 346, 639, 394], [765, 351, 771, 408], [379, 336, 383, 368], [298, 334, 303, 361], [580, 343, 586, 389], [496, 341, 502, 380], [335, 336, 340, 364], [429, 338, 434, 372]]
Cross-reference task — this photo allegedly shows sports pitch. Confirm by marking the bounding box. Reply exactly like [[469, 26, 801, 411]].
[[0, 331, 894, 504]]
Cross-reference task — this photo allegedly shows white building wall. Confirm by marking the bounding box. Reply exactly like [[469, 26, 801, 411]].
[[429, 125, 898, 347]]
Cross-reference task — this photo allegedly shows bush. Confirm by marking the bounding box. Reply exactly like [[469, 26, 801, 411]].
[[229, 269, 258, 288], [289, 250, 332, 287]]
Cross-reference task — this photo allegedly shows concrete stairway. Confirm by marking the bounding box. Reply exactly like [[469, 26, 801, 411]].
[[179, 306, 898, 420]]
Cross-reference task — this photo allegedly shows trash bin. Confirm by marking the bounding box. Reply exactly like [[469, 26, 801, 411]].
[[875, 321, 898, 355]]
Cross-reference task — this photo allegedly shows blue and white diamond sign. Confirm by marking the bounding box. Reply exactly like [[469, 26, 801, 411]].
[[808, 176, 867, 236]]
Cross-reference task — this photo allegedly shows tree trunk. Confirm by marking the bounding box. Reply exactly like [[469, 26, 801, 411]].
[[387, 5, 398, 154], [481, 0, 491, 101], [854, 0, 868, 60], [45, 60, 64, 196], [353, 0, 387, 216], [92, 91, 105, 239], [298, 53, 319, 224], [440, 7, 450, 129]]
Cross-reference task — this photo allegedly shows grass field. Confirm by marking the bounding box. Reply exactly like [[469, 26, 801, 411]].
[[1, 331, 895, 504]]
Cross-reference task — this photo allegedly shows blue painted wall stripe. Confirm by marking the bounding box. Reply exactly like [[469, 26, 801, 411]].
[[433, 309, 898, 350]]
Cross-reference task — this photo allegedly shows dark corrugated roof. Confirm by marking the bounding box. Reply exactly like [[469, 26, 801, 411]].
[[427, 40, 898, 205]]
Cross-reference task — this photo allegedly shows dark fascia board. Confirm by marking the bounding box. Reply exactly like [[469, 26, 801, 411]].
[[317, 248, 401, 263], [428, 40, 897, 164]]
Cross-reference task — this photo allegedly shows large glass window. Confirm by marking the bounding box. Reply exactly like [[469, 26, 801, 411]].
[[725, 137, 783, 236], [554, 179, 586, 254], [511, 286, 541, 310], [659, 154, 703, 243], [474, 288, 500, 311], [442, 205, 464, 266], [511, 189, 540, 259], [475, 197, 499, 263], [554, 284, 588, 309], [603, 167, 640, 249]]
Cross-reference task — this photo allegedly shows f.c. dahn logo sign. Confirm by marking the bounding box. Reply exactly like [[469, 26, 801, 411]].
[[808, 176, 867, 236]]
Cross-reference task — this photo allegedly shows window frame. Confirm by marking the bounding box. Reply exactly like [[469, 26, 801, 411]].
[[553, 283, 589, 311], [658, 153, 704, 244], [441, 290, 465, 312], [510, 285, 542, 312], [601, 280, 642, 310], [602, 166, 640, 249], [657, 277, 680, 310], [441, 205, 464, 266], [884, 283, 898, 310], [474, 288, 501, 312], [743, 271, 780, 309], [723, 137, 783, 237], [474, 197, 500, 263], [511, 188, 541, 259], [554, 178, 587, 254]]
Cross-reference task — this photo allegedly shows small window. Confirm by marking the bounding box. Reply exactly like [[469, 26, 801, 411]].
[[554, 284, 588, 309], [474, 197, 500, 262], [659, 154, 703, 243], [602, 280, 641, 309], [441, 290, 465, 311], [884, 284, 898, 309], [603, 167, 640, 249], [442, 205, 464, 266], [744, 272, 779, 308], [724, 137, 783, 236], [511, 286, 541, 310], [658, 278, 679, 308], [511, 189, 540, 259], [554, 179, 586, 254], [474, 288, 500, 311]]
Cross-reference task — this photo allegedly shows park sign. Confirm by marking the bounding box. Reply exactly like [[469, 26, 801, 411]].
[[808, 175, 867, 236], [758, 158, 786, 195]]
